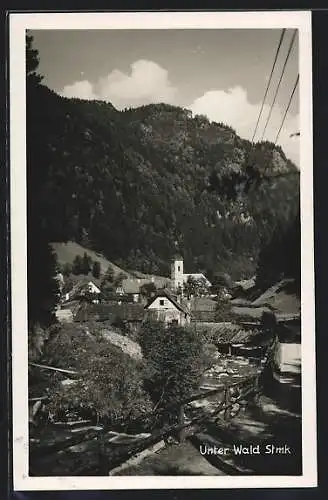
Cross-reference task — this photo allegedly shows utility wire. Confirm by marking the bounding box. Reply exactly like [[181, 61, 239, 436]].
[[251, 29, 286, 143], [260, 29, 297, 142], [274, 74, 299, 145], [246, 29, 286, 179]]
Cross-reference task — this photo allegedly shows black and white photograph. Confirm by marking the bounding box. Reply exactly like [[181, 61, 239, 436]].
[[10, 11, 316, 490]]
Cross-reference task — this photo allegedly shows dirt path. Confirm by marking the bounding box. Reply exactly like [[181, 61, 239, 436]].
[[111, 441, 226, 476]]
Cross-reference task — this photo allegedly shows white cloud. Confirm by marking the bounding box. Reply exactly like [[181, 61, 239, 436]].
[[60, 59, 177, 109], [61, 80, 96, 100], [189, 86, 299, 166]]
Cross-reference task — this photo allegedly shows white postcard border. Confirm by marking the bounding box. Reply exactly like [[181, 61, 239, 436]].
[[10, 10, 317, 490]]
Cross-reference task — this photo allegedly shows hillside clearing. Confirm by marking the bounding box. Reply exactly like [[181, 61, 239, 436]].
[[51, 241, 131, 278]]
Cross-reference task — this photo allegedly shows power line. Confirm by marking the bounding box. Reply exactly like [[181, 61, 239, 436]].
[[251, 29, 286, 143], [260, 29, 298, 142], [274, 74, 299, 145]]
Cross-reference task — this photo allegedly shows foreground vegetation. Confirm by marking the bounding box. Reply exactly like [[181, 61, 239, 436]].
[[29, 320, 216, 432]]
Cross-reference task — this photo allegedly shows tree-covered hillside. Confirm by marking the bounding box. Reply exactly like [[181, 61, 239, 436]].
[[27, 84, 299, 281], [27, 35, 299, 302]]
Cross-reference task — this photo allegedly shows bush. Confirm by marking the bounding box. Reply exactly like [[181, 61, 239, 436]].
[[43, 323, 153, 427]]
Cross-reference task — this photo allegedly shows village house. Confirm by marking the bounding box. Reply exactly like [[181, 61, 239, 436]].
[[119, 276, 171, 302], [74, 302, 145, 333], [231, 278, 300, 322], [63, 278, 102, 304], [144, 292, 191, 326], [118, 278, 151, 303]]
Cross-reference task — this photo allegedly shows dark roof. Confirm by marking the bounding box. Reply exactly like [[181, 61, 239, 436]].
[[122, 277, 171, 294], [189, 297, 217, 322], [191, 310, 217, 322], [230, 297, 252, 307], [67, 278, 102, 299], [251, 279, 300, 316], [190, 297, 217, 312], [171, 254, 184, 261], [145, 292, 190, 315], [75, 303, 145, 322], [231, 305, 272, 320], [194, 322, 260, 344]]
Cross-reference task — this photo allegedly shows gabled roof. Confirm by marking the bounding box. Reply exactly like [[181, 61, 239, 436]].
[[121, 276, 171, 294], [231, 305, 272, 320], [190, 297, 217, 312], [194, 322, 260, 344], [68, 283, 101, 301], [251, 279, 300, 316], [145, 292, 190, 315], [189, 297, 217, 321]]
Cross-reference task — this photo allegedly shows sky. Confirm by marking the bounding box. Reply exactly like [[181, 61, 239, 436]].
[[31, 28, 300, 165]]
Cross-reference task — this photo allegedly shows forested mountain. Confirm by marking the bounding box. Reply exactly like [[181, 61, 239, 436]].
[[27, 84, 299, 279], [26, 36, 300, 327]]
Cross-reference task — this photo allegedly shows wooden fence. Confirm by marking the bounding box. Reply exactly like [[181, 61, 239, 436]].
[[29, 338, 277, 475], [29, 373, 263, 475]]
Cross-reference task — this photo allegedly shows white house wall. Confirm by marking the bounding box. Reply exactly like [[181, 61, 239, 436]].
[[274, 342, 301, 374], [87, 282, 101, 294], [147, 297, 178, 311], [146, 296, 189, 326]]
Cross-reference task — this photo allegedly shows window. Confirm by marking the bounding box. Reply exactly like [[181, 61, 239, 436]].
[[178, 266, 180, 271], [159, 299, 164, 306]]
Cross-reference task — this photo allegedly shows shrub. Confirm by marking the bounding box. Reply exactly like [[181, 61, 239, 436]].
[[43, 324, 153, 427], [138, 321, 215, 422]]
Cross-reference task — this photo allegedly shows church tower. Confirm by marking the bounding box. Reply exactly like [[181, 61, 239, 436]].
[[171, 256, 184, 291]]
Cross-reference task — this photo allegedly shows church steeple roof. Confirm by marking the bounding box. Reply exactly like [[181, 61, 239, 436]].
[[171, 253, 184, 261]]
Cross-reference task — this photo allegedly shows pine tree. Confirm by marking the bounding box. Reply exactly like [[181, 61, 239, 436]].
[[256, 210, 300, 294], [92, 261, 101, 279], [26, 33, 59, 332], [26, 32, 43, 87], [82, 252, 92, 275], [72, 255, 83, 275]]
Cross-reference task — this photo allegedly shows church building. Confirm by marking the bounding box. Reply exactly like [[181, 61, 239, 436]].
[[170, 255, 211, 292]]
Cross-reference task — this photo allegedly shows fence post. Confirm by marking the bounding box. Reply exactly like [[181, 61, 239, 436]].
[[224, 386, 231, 421], [97, 432, 108, 475], [178, 404, 185, 443], [253, 375, 260, 405]]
